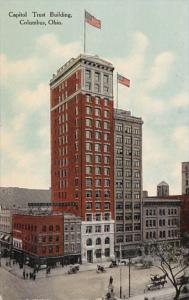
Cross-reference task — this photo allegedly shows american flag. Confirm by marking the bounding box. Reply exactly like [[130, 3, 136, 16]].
[[85, 11, 101, 29], [117, 73, 130, 87]]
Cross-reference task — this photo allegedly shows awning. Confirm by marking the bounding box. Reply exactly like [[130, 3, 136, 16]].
[[0, 234, 5, 239]]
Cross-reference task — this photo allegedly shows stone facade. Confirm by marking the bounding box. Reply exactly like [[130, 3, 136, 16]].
[[114, 109, 143, 258]]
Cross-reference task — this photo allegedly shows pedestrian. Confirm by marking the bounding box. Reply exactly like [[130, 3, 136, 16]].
[[29, 272, 32, 279], [33, 273, 36, 280], [23, 270, 25, 279], [26, 272, 28, 279]]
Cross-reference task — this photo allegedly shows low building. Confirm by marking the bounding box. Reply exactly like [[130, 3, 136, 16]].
[[142, 197, 180, 252], [165, 195, 189, 237], [81, 216, 114, 263], [0, 206, 15, 256], [12, 209, 81, 267]]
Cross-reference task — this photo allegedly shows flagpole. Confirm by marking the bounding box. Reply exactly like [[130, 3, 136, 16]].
[[84, 10, 86, 53], [116, 72, 118, 110]]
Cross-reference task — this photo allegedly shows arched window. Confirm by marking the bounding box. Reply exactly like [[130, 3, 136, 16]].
[[105, 237, 110, 244], [86, 238, 92, 246], [96, 237, 101, 245]]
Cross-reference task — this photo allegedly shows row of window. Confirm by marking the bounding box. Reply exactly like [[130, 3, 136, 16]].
[[146, 208, 178, 216], [116, 181, 141, 190], [116, 213, 141, 221], [86, 154, 110, 164], [86, 237, 110, 246], [86, 166, 111, 176], [116, 224, 141, 232], [116, 124, 141, 135], [85, 70, 109, 84], [86, 202, 111, 210], [85, 213, 110, 221], [85, 178, 110, 187], [115, 158, 140, 168], [86, 225, 110, 233], [116, 202, 141, 209], [86, 106, 110, 118], [116, 136, 141, 146], [86, 142, 110, 152], [116, 234, 141, 243], [145, 230, 179, 239], [85, 130, 110, 141], [86, 190, 110, 198], [116, 147, 140, 156], [86, 118, 110, 129], [86, 95, 110, 106], [39, 235, 60, 243]]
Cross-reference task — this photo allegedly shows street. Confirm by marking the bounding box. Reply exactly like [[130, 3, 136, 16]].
[[0, 263, 173, 300]]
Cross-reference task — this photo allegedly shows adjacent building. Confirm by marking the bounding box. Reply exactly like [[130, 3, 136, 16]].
[[114, 109, 143, 258], [50, 54, 115, 262], [142, 197, 180, 252], [12, 209, 81, 266], [182, 162, 189, 195]]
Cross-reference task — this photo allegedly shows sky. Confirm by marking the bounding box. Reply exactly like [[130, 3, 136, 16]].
[[0, 0, 189, 195]]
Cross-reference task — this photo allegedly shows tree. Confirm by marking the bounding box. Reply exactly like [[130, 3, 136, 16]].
[[151, 242, 189, 300]]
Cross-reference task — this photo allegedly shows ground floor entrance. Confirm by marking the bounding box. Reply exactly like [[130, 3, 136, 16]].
[[87, 250, 93, 263]]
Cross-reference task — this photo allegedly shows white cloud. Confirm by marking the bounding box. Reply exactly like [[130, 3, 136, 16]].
[[145, 51, 175, 90], [172, 126, 189, 153], [0, 53, 40, 86], [112, 31, 149, 80], [18, 82, 49, 110], [37, 33, 82, 62], [172, 91, 189, 108]]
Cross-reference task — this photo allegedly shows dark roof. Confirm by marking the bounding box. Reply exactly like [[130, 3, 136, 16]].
[[0, 187, 51, 209]]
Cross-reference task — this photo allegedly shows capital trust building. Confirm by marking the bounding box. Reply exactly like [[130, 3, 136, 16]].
[[50, 54, 143, 262]]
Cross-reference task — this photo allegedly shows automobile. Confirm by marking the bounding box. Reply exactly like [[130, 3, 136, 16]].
[[119, 259, 129, 266]]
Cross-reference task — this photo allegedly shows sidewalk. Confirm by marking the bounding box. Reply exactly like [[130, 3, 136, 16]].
[[0, 257, 110, 279]]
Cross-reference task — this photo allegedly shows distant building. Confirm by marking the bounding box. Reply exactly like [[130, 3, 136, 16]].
[[0, 206, 15, 256], [182, 162, 189, 195], [142, 197, 180, 252], [12, 209, 81, 266], [114, 109, 143, 258], [165, 195, 189, 236], [0, 187, 51, 209], [157, 181, 169, 197]]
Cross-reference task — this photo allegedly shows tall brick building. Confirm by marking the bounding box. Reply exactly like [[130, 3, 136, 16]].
[[50, 55, 115, 262]]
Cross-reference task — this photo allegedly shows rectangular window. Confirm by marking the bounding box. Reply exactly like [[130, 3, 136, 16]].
[[94, 84, 100, 93], [86, 178, 92, 186], [86, 70, 91, 80], [95, 72, 100, 82]]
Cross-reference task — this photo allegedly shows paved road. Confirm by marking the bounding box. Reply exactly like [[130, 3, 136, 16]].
[[0, 265, 173, 300]]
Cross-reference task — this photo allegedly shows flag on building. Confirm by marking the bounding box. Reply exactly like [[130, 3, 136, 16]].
[[117, 73, 130, 87], [85, 10, 101, 29]]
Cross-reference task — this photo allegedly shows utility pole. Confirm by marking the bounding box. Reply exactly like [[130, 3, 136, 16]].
[[128, 257, 131, 298], [119, 243, 122, 299]]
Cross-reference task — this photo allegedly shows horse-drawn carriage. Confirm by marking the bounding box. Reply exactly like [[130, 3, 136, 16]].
[[67, 264, 80, 274], [147, 274, 167, 290]]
